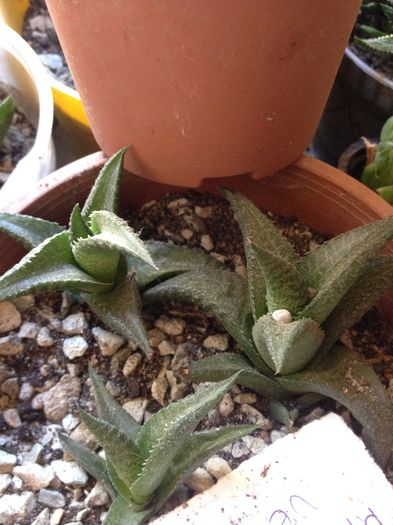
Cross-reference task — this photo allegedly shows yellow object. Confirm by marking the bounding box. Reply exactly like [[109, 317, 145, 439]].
[[0, 0, 96, 156]]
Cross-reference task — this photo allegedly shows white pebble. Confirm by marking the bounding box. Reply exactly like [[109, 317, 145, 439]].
[[13, 464, 54, 490], [202, 334, 228, 352], [62, 313, 88, 336], [18, 322, 39, 339], [122, 398, 148, 424], [62, 336, 88, 360], [4, 408, 21, 428], [200, 234, 214, 251], [184, 468, 214, 492], [37, 327, 55, 348], [51, 460, 88, 487], [92, 327, 125, 356], [205, 456, 232, 479], [0, 450, 16, 474], [0, 492, 36, 524], [155, 316, 186, 336]]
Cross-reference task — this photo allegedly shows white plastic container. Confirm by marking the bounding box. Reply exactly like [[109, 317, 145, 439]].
[[0, 23, 55, 208]]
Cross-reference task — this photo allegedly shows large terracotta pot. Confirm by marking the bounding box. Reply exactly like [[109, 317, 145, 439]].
[[1, 152, 393, 330], [44, 1, 360, 187]]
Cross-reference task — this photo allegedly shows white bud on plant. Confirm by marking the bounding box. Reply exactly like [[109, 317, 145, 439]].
[[272, 309, 292, 324]]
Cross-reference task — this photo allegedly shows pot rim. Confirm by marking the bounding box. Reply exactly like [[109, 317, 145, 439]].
[[345, 47, 393, 91]]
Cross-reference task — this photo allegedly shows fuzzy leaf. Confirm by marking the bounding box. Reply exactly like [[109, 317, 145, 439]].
[[80, 409, 144, 488], [143, 268, 268, 372], [82, 147, 127, 219], [253, 244, 307, 314], [0, 95, 14, 143], [155, 425, 257, 509], [0, 213, 64, 250], [89, 367, 140, 441], [252, 314, 325, 375], [83, 277, 150, 355], [321, 255, 393, 353], [132, 241, 222, 289], [356, 34, 393, 54], [69, 204, 92, 242], [103, 497, 152, 525], [106, 459, 133, 502], [189, 353, 286, 398], [299, 217, 393, 324], [58, 433, 116, 500], [277, 346, 393, 467], [89, 211, 156, 268], [223, 189, 298, 320], [130, 375, 240, 504], [73, 236, 121, 283], [0, 232, 111, 301]]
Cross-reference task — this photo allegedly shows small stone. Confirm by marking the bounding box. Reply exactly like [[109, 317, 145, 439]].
[[85, 481, 110, 507], [200, 234, 214, 251], [11, 474, 23, 490], [4, 408, 21, 428], [231, 440, 250, 458], [272, 309, 293, 324], [303, 407, 325, 424], [62, 414, 80, 432], [194, 205, 213, 219], [0, 450, 16, 473], [202, 334, 228, 352], [180, 228, 194, 240], [19, 382, 34, 401], [42, 375, 81, 421], [122, 398, 148, 424], [155, 316, 186, 336], [158, 340, 176, 356], [234, 264, 247, 279], [123, 353, 143, 376], [240, 404, 272, 429], [13, 464, 54, 490], [167, 198, 189, 208], [233, 393, 257, 404], [151, 377, 168, 406], [38, 488, 66, 508], [207, 408, 221, 426], [70, 422, 97, 450], [148, 328, 166, 348], [0, 475, 11, 495], [0, 335, 23, 356], [62, 336, 88, 360], [92, 327, 124, 356], [205, 456, 232, 479], [218, 393, 234, 418], [38, 53, 64, 71], [32, 508, 50, 525], [18, 322, 39, 339], [1, 378, 19, 399], [22, 444, 43, 465], [12, 295, 35, 312], [37, 327, 55, 347], [32, 393, 44, 410], [242, 435, 267, 455], [62, 313, 88, 336], [270, 429, 287, 443], [50, 508, 65, 525], [184, 468, 214, 492], [170, 382, 188, 401], [0, 301, 22, 333], [105, 380, 121, 398], [0, 492, 35, 524], [51, 460, 88, 487]]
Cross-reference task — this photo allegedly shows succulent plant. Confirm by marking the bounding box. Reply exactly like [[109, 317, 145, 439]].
[[0, 148, 158, 353], [143, 189, 393, 466], [356, 1, 393, 54], [0, 95, 14, 144], [361, 115, 393, 203], [59, 368, 256, 525]]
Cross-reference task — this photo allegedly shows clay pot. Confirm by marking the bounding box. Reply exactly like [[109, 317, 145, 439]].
[[1, 152, 393, 330], [44, 1, 360, 186]]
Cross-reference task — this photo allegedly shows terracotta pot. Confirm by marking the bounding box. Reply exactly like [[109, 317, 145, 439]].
[[44, 1, 360, 187], [1, 152, 393, 330]]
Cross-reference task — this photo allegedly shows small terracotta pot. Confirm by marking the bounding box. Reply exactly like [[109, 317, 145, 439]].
[[44, 1, 360, 186], [1, 152, 393, 331]]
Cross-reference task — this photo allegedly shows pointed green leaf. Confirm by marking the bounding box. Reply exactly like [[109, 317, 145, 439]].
[[223, 189, 298, 320], [0, 213, 64, 250], [277, 346, 393, 467], [89, 367, 140, 441], [130, 375, 240, 504], [0, 95, 14, 143], [73, 236, 121, 283], [355, 34, 393, 54], [0, 232, 112, 301], [189, 353, 286, 399], [58, 433, 116, 500], [132, 241, 222, 289], [82, 147, 127, 219], [143, 267, 268, 372], [103, 497, 152, 525], [89, 211, 156, 267], [106, 459, 133, 502], [252, 244, 308, 314], [155, 425, 257, 509], [299, 217, 393, 324], [69, 204, 92, 242], [83, 277, 151, 355], [321, 255, 393, 354], [252, 314, 324, 375], [80, 409, 144, 488]]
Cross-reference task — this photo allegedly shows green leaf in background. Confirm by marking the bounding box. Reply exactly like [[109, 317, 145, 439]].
[[72, 236, 121, 283], [103, 497, 152, 525], [0, 213, 64, 250], [69, 204, 92, 242], [356, 34, 393, 53], [0, 95, 14, 143]]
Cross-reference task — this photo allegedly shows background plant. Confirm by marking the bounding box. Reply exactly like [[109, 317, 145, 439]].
[[356, 0, 393, 54], [0, 95, 14, 144], [142, 189, 393, 467], [60, 368, 255, 525]]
